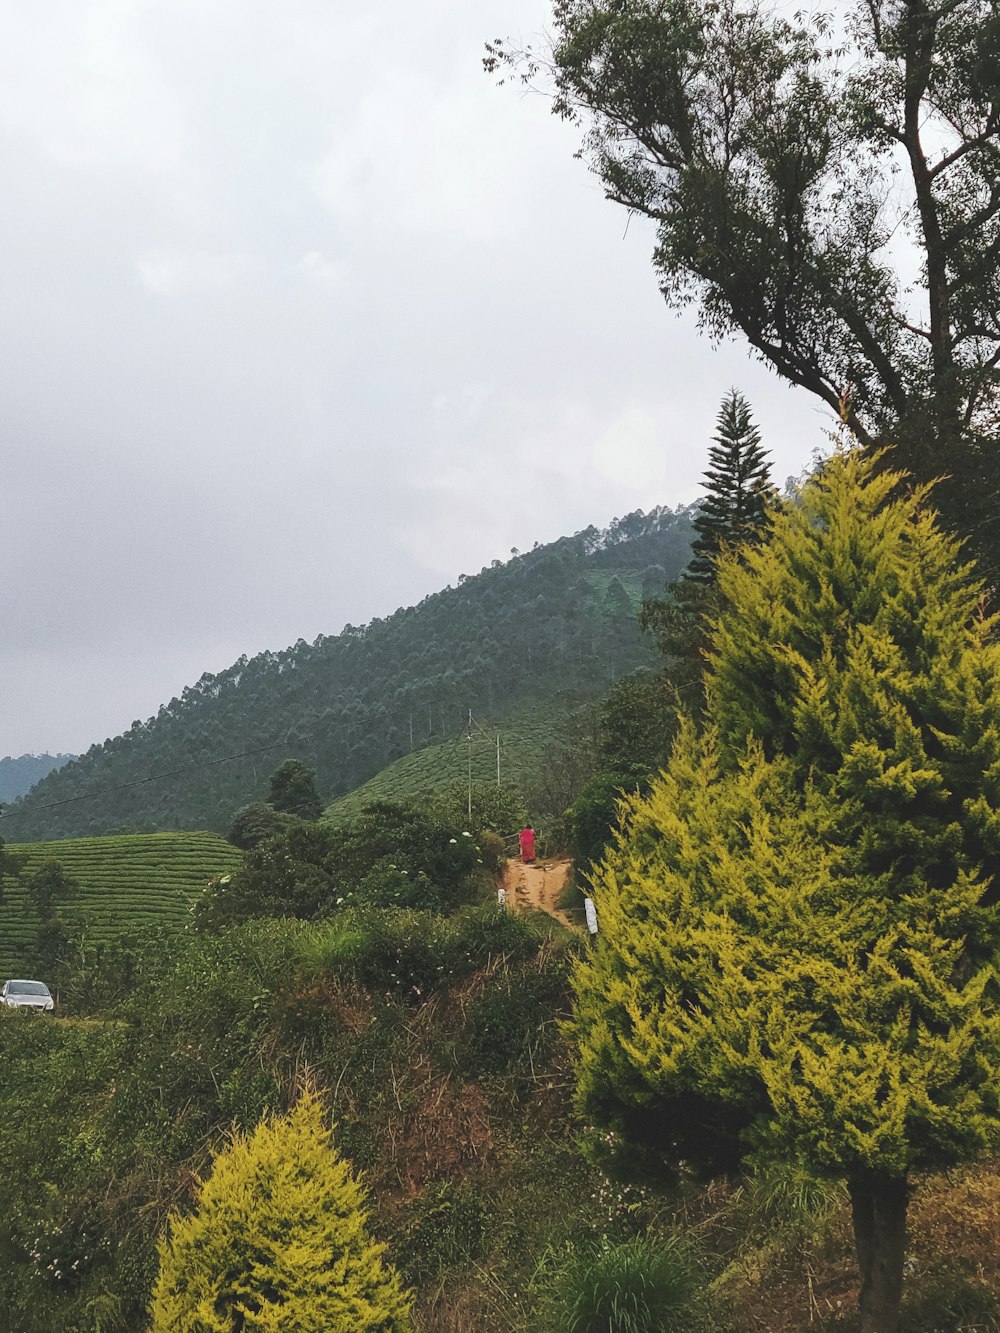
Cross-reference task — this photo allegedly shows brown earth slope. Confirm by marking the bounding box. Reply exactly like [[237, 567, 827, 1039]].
[[502, 856, 577, 929]]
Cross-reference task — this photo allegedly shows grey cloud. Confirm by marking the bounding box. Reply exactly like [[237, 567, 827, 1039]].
[[2, 0, 822, 756]]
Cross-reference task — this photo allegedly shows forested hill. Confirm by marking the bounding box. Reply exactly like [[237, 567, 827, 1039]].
[[4, 507, 694, 840], [0, 754, 76, 805]]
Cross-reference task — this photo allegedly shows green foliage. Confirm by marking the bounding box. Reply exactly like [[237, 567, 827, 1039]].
[[900, 1270, 1000, 1332], [196, 803, 482, 931], [325, 705, 584, 826], [327, 905, 543, 999], [267, 759, 323, 820], [576, 454, 1000, 1171], [396, 1182, 491, 1284], [638, 579, 716, 721], [597, 671, 677, 779], [564, 772, 639, 873], [150, 1088, 413, 1332], [686, 391, 772, 583], [11, 511, 694, 839], [709, 451, 1000, 915], [478, 829, 507, 875], [23, 858, 76, 980], [549, 1235, 702, 1333], [463, 958, 567, 1075], [636, 394, 772, 733], [24, 858, 75, 917], [735, 1159, 845, 1246], [228, 801, 302, 850], [431, 780, 529, 838], [0, 835, 10, 905]]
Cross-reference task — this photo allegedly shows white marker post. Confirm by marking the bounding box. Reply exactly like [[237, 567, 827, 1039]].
[[584, 896, 599, 936], [497, 887, 506, 910]]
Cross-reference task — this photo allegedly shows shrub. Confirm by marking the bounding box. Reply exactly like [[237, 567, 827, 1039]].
[[464, 961, 566, 1075], [396, 1182, 491, 1283], [550, 1235, 702, 1333], [150, 1088, 412, 1332], [478, 829, 507, 875], [196, 804, 482, 931], [902, 1269, 1000, 1331], [431, 782, 529, 839], [564, 772, 643, 872]]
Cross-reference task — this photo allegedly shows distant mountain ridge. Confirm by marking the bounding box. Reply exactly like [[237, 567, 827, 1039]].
[[5, 506, 695, 840], [0, 754, 76, 806]]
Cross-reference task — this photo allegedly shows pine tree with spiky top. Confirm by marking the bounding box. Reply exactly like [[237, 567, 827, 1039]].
[[639, 392, 772, 717], [686, 390, 772, 583]]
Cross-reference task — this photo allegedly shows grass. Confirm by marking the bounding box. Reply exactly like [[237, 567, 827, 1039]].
[[548, 1235, 704, 1333], [0, 832, 242, 974]]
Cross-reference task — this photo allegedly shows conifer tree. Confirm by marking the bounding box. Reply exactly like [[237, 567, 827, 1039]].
[[150, 1089, 412, 1333], [686, 390, 772, 583], [573, 451, 1000, 1333], [639, 391, 772, 716]]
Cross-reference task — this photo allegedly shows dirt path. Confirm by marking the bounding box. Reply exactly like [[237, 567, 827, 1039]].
[[502, 857, 578, 930]]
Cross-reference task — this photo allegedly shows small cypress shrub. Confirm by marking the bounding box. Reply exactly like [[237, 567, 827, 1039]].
[[150, 1088, 412, 1332]]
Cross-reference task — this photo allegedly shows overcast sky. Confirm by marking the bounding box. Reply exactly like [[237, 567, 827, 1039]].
[[1, 0, 826, 758]]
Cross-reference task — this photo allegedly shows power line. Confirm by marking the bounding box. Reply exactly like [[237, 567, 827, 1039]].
[[0, 741, 289, 824]]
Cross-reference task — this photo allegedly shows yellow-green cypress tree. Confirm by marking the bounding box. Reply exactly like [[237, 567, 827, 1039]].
[[150, 1089, 412, 1333], [573, 451, 1000, 1333]]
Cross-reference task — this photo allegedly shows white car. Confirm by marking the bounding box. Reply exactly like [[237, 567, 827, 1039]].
[[2, 980, 54, 1012]]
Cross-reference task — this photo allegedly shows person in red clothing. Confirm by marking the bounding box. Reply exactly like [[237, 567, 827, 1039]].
[[519, 825, 536, 864]]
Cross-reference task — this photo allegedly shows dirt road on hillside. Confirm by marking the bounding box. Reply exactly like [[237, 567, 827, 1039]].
[[502, 857, 578, 929]]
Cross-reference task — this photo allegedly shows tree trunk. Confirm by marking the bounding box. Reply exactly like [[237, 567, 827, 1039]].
[[849, 1171, 908, 1333]]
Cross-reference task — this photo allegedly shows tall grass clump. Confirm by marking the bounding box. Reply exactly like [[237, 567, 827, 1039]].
[[550, 1234, 702, 1332]]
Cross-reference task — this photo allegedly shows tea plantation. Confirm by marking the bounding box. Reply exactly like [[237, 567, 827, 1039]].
[[0, 832, 242, 975], [323, 704, 576, 825]]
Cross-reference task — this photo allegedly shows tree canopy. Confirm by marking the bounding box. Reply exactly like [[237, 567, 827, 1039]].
[[488, 0, 1000, 568], [268, 760, 323, 820], [572, 450, 1000, 1330]]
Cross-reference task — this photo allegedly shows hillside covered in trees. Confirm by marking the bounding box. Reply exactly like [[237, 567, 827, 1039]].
[[5, 507, 694, 840], [0, 753, 75, 805]]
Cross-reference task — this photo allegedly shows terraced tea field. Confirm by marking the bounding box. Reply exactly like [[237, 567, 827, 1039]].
[[0, 832, 242, 975], [323, 703, 578, 825]]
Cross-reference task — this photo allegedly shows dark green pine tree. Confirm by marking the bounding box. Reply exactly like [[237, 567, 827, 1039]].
[[686, 391, 772, 583]]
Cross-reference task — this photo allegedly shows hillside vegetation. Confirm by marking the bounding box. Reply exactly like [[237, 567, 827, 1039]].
[[324, 703, 578, 825], [0, 832, 241, 975], [0, 753, 75, 805], [6, 509, 693, 841]]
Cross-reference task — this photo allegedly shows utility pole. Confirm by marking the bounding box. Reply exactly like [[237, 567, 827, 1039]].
[[496, 731, 501, 788], [467, 708, 473, 820]]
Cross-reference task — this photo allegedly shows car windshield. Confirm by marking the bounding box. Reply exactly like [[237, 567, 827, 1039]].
[[8, 982, 50, 996]]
